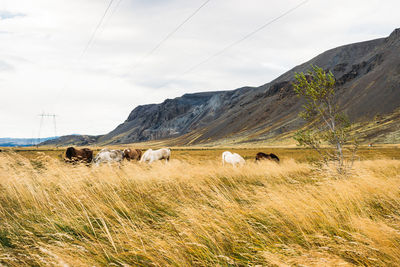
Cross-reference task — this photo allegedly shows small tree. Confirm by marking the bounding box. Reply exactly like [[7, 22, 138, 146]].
[[292, 65, 357, 174]]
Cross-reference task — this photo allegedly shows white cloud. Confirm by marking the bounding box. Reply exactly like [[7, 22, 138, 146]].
[[0, 0, 399, 137]]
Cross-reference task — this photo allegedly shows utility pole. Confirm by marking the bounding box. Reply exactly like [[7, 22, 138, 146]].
[[37, 113, 57, 147]]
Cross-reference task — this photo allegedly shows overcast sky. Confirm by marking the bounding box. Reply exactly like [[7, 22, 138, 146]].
[[0, 0, 398, 138]]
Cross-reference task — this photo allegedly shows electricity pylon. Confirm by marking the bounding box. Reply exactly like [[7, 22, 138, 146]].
[[37, 113, 57, 147]]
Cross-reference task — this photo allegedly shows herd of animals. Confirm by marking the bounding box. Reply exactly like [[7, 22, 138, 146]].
[[64, 147, 280, 166]]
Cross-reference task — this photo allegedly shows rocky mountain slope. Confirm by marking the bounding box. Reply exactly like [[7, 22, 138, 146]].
[[47, 29, 400, 146]]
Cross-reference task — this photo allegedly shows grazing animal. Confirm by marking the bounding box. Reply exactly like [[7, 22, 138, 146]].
[[123, 148, 142, 161], [94, 148, 124, 165], [65, 147, 93, 163], [255, 152, 280, 163], [140, 148, 171, 163], [222, 151, 245, 166]]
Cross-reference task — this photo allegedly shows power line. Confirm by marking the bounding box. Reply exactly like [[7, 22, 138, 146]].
[[60, 0, 116, 95], [127, 0, 212, 72], [185, 0, 309, 75], [81, 0, 116, 58], [52, 1, 117, 140], [160, 0, 309, 88], [99, 0, 124, 35], [110, 0, 124, 22]]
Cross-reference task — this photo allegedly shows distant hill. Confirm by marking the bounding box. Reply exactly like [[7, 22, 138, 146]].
[[39, 135, 102, 146], [50, 28, 400, 146], [0, 137, 56, 147]]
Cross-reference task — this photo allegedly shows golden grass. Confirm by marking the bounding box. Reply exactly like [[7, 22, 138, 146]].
[[6, 145, 400, 163], [0, 151, 400, 266]]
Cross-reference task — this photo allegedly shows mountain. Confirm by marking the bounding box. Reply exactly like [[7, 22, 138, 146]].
[[39, 135, 102, 146], [50, 29, 400, 146], [0, 137, 56, 147]]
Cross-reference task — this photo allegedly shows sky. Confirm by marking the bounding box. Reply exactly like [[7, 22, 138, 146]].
[[0, 0, 399, 138]]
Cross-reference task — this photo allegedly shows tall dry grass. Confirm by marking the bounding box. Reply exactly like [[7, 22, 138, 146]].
[[0, 152, 400, 266]]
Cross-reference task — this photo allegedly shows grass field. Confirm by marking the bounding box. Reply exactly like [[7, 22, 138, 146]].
[[4, 144, 400, 162], [1, 147, 400, 266]]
